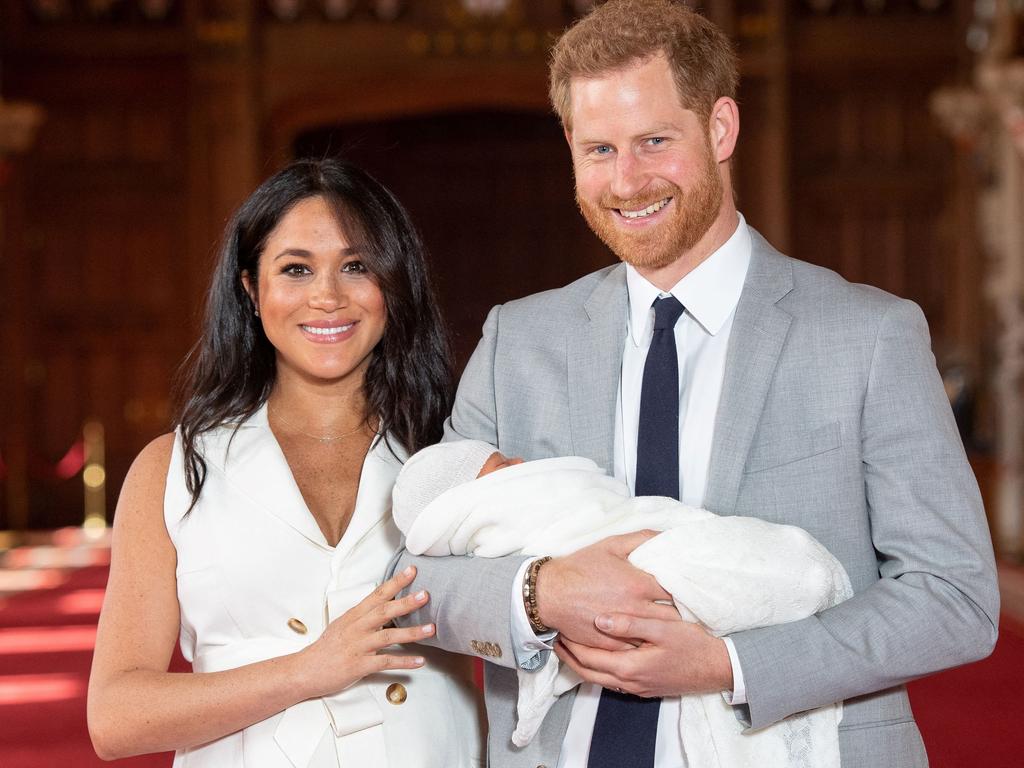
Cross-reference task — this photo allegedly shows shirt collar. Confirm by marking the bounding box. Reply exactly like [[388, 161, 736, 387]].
[[626, 213, 752, 346]]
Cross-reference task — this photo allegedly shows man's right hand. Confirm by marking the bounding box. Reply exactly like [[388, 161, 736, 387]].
[[535, 531, 679, 650]]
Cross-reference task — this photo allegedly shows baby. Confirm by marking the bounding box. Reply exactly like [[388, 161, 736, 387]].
[[393, 440, 852, 768]]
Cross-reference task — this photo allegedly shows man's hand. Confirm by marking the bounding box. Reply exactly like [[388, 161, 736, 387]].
[[555, 614, 734, 698], [535, 531, 677, 650]]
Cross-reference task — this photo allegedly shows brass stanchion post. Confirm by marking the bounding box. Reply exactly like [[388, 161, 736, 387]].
[[82, 420, 107, 539]]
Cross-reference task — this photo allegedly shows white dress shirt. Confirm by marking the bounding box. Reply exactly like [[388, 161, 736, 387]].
[[509, 215, 753, 767]]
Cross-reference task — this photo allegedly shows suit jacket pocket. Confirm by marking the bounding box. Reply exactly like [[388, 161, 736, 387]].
[[744, 421, 842, 474]]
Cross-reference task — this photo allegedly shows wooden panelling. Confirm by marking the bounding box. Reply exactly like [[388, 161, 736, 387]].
[[296, 110, 611, 368], [733, 74, 790, 248], [0, 0, 983, 529], [789, 63, 962, 337], [0, 46, 190, 527]]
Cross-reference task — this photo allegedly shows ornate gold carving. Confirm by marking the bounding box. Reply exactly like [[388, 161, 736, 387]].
[[0, 99, 45, 159], [405, 26, 543, 58], [195, 19, 247, 46], [737, 13, 779, 41], [445, 0, 522, 27]]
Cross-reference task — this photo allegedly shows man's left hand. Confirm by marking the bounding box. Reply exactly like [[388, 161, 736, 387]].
[[554, 614, 733, 698]]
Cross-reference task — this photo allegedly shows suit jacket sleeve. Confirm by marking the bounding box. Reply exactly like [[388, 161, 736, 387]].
[[729, 298, 999, 729], [389, 305, 529, 669]]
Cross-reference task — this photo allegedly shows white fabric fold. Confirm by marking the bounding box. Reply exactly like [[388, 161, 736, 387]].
[[395, 454, 852, 768], [326, 581, 377, 624], [194, 620, 386, 768]]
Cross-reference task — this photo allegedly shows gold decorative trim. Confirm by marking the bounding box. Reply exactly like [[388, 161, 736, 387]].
[[0, 99, 45, 157], [195, 20, 248, 47]]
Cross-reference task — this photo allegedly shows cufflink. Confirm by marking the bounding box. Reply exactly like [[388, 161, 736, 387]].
[[470, 640, 503, 658]]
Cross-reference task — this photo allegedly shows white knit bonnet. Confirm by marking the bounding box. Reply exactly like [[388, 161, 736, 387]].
[[392, 440, 498, 535]]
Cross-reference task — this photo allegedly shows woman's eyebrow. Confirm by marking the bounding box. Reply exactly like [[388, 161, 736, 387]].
[[271, 246, 362, 261], [272, 248, 312, 261]]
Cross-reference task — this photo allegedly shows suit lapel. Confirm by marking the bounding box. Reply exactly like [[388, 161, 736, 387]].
[[705, 231, 795, 514], [567, 265, 627, 474]]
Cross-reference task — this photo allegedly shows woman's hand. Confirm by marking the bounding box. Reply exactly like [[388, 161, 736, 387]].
[[298, 565, 436, 698]]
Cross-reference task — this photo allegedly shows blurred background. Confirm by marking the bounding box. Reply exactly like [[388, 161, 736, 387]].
[[1, 0, 1023, 765]]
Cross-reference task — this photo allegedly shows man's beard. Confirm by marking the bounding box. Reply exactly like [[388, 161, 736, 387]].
[[576, 140, 724, 270]]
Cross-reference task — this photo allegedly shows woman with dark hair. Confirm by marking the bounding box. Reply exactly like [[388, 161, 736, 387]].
[[87, 159, 484, 767]]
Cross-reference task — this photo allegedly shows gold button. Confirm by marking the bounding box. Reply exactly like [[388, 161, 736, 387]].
[[287, 618, 308, 635], [386, 682, 407, 705]]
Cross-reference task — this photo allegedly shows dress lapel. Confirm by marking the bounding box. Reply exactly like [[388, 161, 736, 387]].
[[206, 404, 332, 549], [704, 231, 795, 515], [331, 436, 404, 565], [567, 265, 628, 474], [210, 409, 404, 554]]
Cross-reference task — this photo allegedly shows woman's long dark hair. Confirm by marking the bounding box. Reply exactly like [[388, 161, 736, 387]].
[[176, 158, 453, 510]]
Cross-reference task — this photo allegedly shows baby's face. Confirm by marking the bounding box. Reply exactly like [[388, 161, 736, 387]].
[[478, 451, 524, 478]]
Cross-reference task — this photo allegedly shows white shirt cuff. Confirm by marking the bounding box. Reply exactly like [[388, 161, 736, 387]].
[[721, 636, 747, 705], [509, 558, 556, 669]]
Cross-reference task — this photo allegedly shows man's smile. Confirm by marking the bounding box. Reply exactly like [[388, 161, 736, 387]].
[[617, 197, 673, 220]]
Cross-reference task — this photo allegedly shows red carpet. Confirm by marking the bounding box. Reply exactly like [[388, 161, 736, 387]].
[[0, 562, 174, 767], [908, 615, 1024, 767], [1, 548, 1022, 767]]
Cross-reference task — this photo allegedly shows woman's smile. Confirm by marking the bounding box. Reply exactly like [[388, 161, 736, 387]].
[[299, 320, 359, 343]]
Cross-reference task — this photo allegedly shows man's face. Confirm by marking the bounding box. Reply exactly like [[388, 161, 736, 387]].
[[567, 54, 724, 271]]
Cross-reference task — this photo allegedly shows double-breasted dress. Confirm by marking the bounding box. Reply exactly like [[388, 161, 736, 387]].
[[163, 405, 484, 767]]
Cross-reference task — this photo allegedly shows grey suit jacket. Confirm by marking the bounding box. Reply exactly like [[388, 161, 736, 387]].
[[394, 230, 999, 768]]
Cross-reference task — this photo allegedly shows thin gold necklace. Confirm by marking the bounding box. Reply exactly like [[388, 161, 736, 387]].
[[270, 405, 366, 444]]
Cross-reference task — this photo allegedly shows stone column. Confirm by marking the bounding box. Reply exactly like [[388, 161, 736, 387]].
[[932, 8, 1024, 557], [980, 61, 1024, 558]]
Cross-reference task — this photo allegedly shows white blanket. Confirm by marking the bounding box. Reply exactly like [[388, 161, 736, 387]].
[[396, 456, 853, 768]]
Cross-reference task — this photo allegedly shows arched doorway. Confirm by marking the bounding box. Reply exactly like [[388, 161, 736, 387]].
[[294, 109, 612, 368]]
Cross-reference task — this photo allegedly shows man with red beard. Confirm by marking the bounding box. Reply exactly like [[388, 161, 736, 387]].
[[393, 2, 999, 767]]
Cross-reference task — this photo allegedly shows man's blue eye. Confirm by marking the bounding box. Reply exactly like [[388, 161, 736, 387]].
[[594, 145, 612, 155], [649, 137, 665, 145]]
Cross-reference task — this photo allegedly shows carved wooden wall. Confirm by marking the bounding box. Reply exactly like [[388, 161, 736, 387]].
[[787, 3, 977, 363], [0, 41, 191, 528], [0, 0, 977, 529], [295, 111, 611, 365]]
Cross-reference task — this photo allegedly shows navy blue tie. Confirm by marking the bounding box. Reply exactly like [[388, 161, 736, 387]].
[[587, 295, 684, 768], [635, 295, 685, 499]]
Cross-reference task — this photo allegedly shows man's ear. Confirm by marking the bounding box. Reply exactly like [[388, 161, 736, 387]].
[[709, 97, 739, 164], [564, 126, 573, 149]]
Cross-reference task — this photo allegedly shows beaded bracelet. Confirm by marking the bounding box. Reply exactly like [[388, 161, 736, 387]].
[[523, 556, 553, 634]]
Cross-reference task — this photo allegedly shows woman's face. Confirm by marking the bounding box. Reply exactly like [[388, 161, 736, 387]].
[[244, 196, 387, 386]]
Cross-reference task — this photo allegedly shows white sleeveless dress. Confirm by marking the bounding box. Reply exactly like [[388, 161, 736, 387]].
[[163, 405, 484, 768]]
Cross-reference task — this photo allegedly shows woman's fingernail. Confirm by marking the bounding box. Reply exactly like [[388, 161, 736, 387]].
[[414, 656, 425, 665], [402, 565, 415, 577], [415, 590, 427, 601], [422, 623, 435, 635]]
